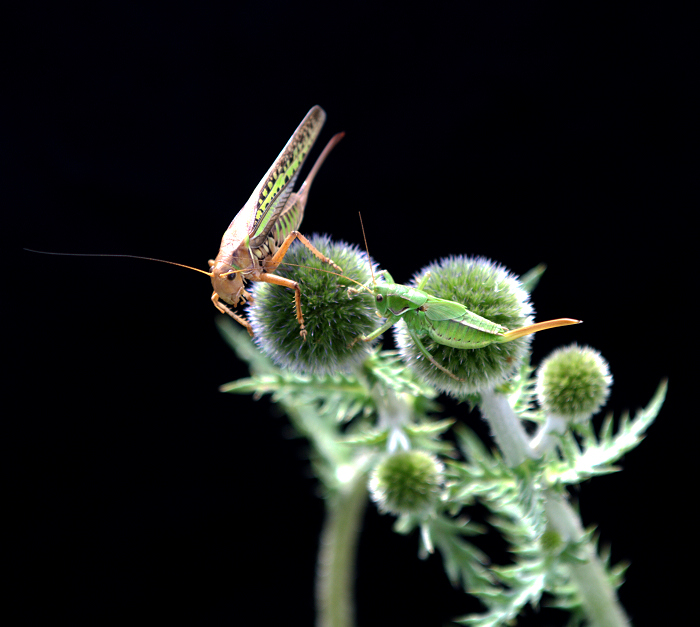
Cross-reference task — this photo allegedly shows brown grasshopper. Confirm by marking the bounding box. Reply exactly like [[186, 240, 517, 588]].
[[209, 105, 343, 339], [26, 106, 343, 338]]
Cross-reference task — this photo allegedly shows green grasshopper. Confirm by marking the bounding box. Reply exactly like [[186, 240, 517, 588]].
[[348, 269, 580, 382], [209, 105, 344, 339]]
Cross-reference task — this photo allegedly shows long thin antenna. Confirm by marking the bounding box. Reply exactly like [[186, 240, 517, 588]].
[[270, 260, 369, 291], [23, 249, 214, 278], [23, 247, 368, 288], [357, 212, 376, 284]]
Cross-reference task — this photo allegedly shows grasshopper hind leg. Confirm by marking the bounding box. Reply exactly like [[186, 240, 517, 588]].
[[407, 328, 466, 382], [267, 230, 343, 274]]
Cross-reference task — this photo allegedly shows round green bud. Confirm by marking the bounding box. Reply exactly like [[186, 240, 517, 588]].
[[394, 256, 535, 397], [369, 450, 444, 517], [536, 343, 612, 422], [248, 234, 381, 375]]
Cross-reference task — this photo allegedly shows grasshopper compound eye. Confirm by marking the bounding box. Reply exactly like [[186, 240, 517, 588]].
[[376, 294, 384, 302]]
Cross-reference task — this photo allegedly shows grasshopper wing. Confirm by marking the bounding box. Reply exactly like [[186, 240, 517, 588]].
[[245, 106, 326, 247], [425, 299, 507, 335], [423, 299, 468, 321]]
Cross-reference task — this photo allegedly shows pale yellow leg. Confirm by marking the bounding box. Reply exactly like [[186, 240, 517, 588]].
[[211, 292, 254, 337]]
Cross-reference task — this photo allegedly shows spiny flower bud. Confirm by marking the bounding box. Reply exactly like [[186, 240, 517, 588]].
[[369, 450, 444, 517], [536, 343, 612, 423], [248, 234, 381, 375], [394, 256, 536, 397]]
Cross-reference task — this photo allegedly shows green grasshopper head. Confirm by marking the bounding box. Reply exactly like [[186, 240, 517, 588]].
[[371, 273, 420, 318], [210, 259, 247, 306], [372, 283, 393, 317], [364, 270, 392, 317]]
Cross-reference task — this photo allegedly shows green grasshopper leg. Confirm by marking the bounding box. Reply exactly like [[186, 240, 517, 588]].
[[405, 326, 467, 382]]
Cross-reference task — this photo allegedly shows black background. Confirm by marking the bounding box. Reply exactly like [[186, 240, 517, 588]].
[[8, 2, 694, 625]]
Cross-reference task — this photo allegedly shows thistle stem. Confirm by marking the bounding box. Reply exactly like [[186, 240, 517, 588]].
[[530, 413, 568, 455], [315, 466, 369, 627], [478, 388, 537, 466], [544, 490, 630, 627], [479, 387, 630, 627]]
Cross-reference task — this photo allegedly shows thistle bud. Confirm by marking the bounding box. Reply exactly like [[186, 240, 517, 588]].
[[536, 344, 612, 423], [394, 256, 535, 397], [369, 450, 444, 517], [248, 235, 381, 374]]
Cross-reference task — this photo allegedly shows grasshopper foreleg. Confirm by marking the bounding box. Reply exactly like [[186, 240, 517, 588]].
[[211, 292, 255, 337], [346, 270, 390, 299], [347, 315, 399, 348], [415, 271, 432, 290]]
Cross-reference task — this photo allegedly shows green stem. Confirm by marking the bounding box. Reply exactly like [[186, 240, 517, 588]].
[[544, 491, 630, 627], [315, 467, 369, 627], [479, 387, 630, 626], [478, 388, 536, 466]]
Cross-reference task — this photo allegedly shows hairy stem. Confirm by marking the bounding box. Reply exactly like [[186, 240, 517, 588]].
[[530, 413, 568, 455], [479, 386, 629, 627], [478, 388, 537, 466], [544, 490, 630, 627], [315, 466, 369, 627]]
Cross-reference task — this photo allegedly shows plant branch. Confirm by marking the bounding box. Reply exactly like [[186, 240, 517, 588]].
[[316, 465, 369, 627], [544, 490, 630, 627], [478, 388, 537, 467]]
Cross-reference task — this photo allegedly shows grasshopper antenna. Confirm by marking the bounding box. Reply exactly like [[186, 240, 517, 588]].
[[274, 260, 369, 291], [23, 249, 215, 278], [358, 212, 376, 285]]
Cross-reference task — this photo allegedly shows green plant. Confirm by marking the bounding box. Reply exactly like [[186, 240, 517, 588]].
[[217, 235, 665, 627]]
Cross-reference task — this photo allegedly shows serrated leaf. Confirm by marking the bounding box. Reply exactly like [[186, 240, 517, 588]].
[[406, 418, 455, 437], [216, 317, 277, 374], [546, 380, 667, 486], [342, 429, 389, 447], [457, 569, 547, 626], [365, 350, 439, 398], [519, 263, 547, 293], [422, 515, 493, 591]]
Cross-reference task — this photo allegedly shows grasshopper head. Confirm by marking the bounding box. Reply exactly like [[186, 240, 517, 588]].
[[373, 284, 392, 317], [210, 260, 247, 306]]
